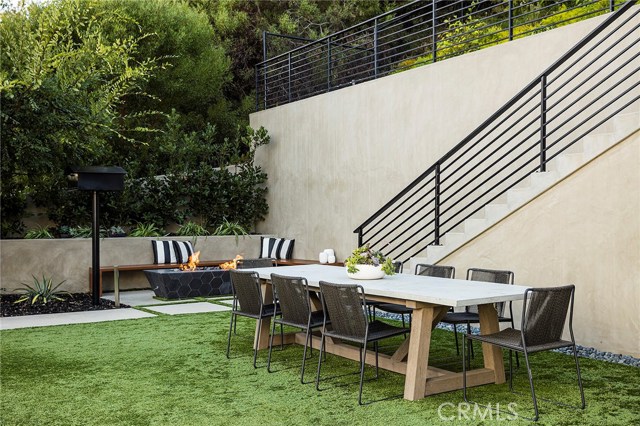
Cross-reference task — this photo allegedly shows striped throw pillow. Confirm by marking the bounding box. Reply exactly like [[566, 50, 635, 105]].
[[259, 237, 295, 260], [173, 241, 195, 264], [151, 240, 178, 264]]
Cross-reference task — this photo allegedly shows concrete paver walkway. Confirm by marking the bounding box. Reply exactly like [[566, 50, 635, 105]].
[[1, 290, 232, 330], [1, 308, 155, 330]]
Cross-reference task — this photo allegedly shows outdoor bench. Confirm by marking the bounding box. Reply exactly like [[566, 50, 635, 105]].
[[89, 259, 342, 297]]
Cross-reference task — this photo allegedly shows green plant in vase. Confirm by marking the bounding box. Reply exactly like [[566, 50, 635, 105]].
[[345, 244, 395, 275]]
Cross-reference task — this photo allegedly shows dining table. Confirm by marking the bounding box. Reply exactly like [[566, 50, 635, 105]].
[[247, 264, 529, 401]]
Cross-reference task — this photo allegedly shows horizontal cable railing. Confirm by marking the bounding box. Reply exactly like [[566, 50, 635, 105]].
[[256, 0, 625, 111], [353, 1, 639, 265]]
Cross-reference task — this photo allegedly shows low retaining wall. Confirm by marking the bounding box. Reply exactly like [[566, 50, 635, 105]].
[[0, 236, 265, 294]]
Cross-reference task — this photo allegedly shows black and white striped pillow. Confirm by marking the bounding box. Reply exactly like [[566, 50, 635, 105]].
[[259, 237, 294, 260], [173, 241, 195, 264], [151, 240, 178, 264]]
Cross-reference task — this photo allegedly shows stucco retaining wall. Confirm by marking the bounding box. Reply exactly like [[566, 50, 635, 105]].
[[0, 236, 265, 293]]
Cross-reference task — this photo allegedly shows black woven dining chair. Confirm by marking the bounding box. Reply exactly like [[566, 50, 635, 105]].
[[441, 268, 515, 362], [267, 273, 327, 383], [226, 269, 281, 368], [462, 285, 585, 422], [375, 263, 456, 328], [230, 258, 276, 333], [315, 281, 409, 405]]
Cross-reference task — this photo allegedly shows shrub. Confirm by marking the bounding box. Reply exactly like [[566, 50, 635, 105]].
[[24, 226, 54, 239], [129, 223, 163, 237], [14, 275, 68, 305]]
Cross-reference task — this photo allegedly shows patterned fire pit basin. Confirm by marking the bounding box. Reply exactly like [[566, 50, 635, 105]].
[[144, 268, 232, 299]]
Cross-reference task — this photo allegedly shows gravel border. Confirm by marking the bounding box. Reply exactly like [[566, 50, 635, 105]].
[[375, 311, 640, 368]]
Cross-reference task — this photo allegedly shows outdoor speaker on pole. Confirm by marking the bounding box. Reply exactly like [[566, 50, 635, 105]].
[[67, 166, 126, 305]]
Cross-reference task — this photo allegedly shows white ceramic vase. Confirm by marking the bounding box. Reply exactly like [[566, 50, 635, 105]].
[[346, 264, 386, 280]]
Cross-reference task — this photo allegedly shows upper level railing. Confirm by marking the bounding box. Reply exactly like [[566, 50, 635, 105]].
[[353, 1, 639, 265], [255, 0, 623, 111]]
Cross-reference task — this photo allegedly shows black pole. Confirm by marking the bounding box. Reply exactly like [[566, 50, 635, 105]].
[[92, 190, 101, 305]]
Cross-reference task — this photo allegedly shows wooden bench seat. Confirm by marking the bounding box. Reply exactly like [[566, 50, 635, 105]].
[[90, 259, 342, 296]]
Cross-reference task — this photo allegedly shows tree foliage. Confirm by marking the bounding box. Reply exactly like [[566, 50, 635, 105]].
[[1, 0, 161, 236]]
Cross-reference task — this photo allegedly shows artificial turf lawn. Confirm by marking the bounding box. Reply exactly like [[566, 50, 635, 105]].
[[1, 309, 638, 426]]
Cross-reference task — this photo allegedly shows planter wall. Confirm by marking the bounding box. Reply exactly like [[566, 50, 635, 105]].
[[0, 236, 266, 294]]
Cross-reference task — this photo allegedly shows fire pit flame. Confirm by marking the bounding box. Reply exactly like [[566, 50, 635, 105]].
[[220, 254, 243, 270], [179, 251, 201, 271]]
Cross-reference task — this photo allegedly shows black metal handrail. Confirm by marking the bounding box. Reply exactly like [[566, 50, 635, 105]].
[[256, 0, 622, 111], [353, 1, 639, 264]]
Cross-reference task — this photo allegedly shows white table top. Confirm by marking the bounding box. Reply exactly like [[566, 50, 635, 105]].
[[248, 264, 529, 308]]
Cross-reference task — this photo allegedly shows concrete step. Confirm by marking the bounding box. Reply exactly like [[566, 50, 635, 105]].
[[613, 111, 640, 140], [581, 133, 617, 160], [549, 152, 585, 177], [442, 232, 466, 247], [463, 218, 488, 236]]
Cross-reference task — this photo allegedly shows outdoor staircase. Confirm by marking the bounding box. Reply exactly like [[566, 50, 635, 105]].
[[411, 107, 640, 267], [353, 2, 639, 266]]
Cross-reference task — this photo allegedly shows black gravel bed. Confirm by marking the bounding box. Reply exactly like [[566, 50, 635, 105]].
[[376, 311, 640, 368], [1, 293, 130, 317]]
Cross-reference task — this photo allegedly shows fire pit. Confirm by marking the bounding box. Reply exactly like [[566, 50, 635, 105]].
[[144, 267, 232, 299], [144, 252, 240, 299]]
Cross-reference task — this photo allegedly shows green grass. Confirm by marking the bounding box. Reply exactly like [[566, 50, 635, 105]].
[[1, 312, 638, 425]]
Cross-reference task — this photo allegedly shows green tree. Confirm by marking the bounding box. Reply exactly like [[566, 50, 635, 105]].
[[0, 0, 160, 236]]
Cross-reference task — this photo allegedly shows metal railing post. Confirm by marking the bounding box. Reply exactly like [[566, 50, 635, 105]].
[[327, 37, 332, 90], [610, 0, 615, 12], [434, 163, 441, 245], [255, 65, 259, 111], [432, 0, 437, 62], [508, 0, 514, 41], [539, 75, 547, 172], [373, 19, 379, 78], [288, 52, 292, 102], [357, 228, 363, 247]]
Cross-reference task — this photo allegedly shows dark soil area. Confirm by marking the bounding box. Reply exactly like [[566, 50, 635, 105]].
[[1, 293, 130, 317]]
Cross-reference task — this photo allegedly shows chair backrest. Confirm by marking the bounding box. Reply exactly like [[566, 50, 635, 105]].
[[237, 258, 275, 269], [466, 268, 515, 315], [415, 263, 455, 279], [230, 270, 264, 315], [271, 273, 311, 326], [393, 261, 403, 274], [522, 285, 575, 347], [318, 281, 368, 340]]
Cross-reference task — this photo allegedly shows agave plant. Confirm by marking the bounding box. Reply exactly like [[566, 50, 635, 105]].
[[14, 275, 68, 305]]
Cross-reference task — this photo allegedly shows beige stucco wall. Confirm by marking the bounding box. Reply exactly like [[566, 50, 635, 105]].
[[0, 236, 265, 293], [250, 13, 613, 261], [438, 133, 640, 357]]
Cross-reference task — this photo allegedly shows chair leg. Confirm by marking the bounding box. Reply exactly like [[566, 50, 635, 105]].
[[467, 322, 475, 359], [508, 349, 514, 392], [315, 334, 326, 391], [522, 350, 540, 422], [453, 325, 460, 355], [280, 323, 284, 350], [226, 311, 234, 359], [253, 318, 261, 369], [572, 344, 586, 409], [358, 344, 366, 405], [374, 341, 379, 378], [462, 334, 468, 401], [232, 299, 238, 334], [301, 328, 311, 384], [267, 318, 277, 373]]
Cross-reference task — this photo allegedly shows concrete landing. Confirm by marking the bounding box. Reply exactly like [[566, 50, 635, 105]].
[[143, 302, 231, 316], [0, 308, 156, 330]]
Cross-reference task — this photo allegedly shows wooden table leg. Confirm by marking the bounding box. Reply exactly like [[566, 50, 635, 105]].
[[478, 303, 506, 384], [404, 302, 438, 400]]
